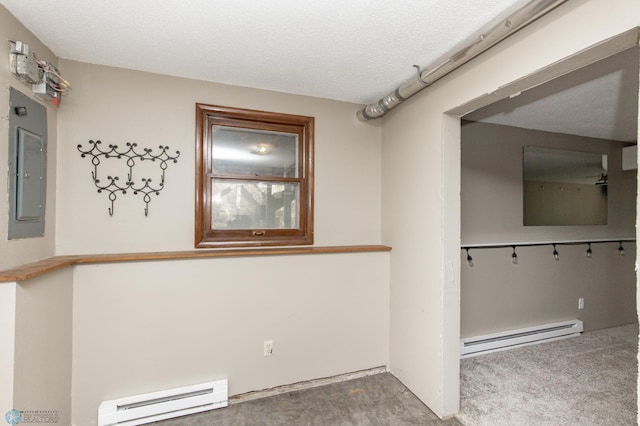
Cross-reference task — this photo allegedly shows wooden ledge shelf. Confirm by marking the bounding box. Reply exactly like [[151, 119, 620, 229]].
[[0, 245, 392, 283]]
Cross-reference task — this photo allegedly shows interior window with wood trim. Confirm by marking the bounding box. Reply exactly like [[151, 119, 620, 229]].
[[195, 104, 314, 248]]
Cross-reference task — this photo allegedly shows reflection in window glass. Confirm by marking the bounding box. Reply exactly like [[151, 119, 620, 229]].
[[212, 126, 298, 178], [212, 180, 299, 229]]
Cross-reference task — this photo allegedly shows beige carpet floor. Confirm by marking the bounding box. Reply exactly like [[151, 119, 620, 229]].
[[458, 323, 638, 425]]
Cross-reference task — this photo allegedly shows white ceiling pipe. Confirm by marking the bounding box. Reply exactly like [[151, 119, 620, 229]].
[[356, 0, 568, 121]]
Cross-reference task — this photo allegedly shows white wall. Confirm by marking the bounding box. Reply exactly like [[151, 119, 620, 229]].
[[56, 61, 382, 253], [52, 60, 389, 425], [13, 269, 73, 426], [0, 7, 71, 423], [0, 6, 58, 269], [0, 283, 16, 414], [382, 0, 640, 418], [72, 253, 389, 425]]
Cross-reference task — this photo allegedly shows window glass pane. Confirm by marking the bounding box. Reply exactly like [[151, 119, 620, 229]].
[[212, 126, 298, 178], [212, 180, 299, 229]]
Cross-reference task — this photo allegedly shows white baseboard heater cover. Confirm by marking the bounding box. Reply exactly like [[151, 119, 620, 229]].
[[460, 319, 583, 358], [98, 379, 228, 426]]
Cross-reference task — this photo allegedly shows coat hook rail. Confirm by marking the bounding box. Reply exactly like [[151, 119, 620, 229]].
[[77, 140, 180, 217]]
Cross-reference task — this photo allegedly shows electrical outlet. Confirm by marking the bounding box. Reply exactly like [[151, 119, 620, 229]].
[[578, 298, 584, 310], [264, 340, 273, 357]]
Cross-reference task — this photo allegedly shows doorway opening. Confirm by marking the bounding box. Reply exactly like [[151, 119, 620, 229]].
[[445, 30, 639, 422]]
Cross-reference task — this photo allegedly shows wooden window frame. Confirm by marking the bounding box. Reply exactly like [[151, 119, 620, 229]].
[[195, 103, 314, 248]]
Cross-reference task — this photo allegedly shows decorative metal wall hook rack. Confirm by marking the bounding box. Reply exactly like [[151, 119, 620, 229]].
[[77, 140, 180, 216]]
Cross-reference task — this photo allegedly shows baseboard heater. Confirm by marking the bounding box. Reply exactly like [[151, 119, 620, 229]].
[[460, 319, 583, 358], [98, 379, 228, 426]]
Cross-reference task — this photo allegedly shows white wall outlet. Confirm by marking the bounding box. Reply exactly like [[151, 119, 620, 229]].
[[578, 297, 584, 310], [264, 340, 273, 357]]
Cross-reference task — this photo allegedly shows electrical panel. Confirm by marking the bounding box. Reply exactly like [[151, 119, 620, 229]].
[[16, 128, 45, 220], [8, 88, 47, 239]]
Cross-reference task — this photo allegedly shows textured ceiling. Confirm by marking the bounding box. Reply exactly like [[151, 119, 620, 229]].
[[1, 0, 637, 142], [0, 0, 526, 104], [465, 47, 639, 143]]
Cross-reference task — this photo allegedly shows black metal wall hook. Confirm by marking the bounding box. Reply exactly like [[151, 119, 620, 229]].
[[78, 140, 180, 216]]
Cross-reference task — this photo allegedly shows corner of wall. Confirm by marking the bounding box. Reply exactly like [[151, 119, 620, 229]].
[[0, 283, 17, 414], [0, 5, 59, 269]]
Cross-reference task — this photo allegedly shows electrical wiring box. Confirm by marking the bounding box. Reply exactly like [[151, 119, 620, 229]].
[[8, 40, 71, 106], [9, 41, 40, 84], [32, 62, 61, 105]]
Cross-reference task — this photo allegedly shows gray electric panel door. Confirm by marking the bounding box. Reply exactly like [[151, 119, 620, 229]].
[[8, 88, 47, 239]]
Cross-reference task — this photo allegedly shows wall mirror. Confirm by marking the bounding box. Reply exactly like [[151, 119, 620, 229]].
[[523, 146, 608, 226]]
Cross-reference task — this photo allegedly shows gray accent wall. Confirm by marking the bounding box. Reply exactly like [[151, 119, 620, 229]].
[[461, 121, 637, 337]]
